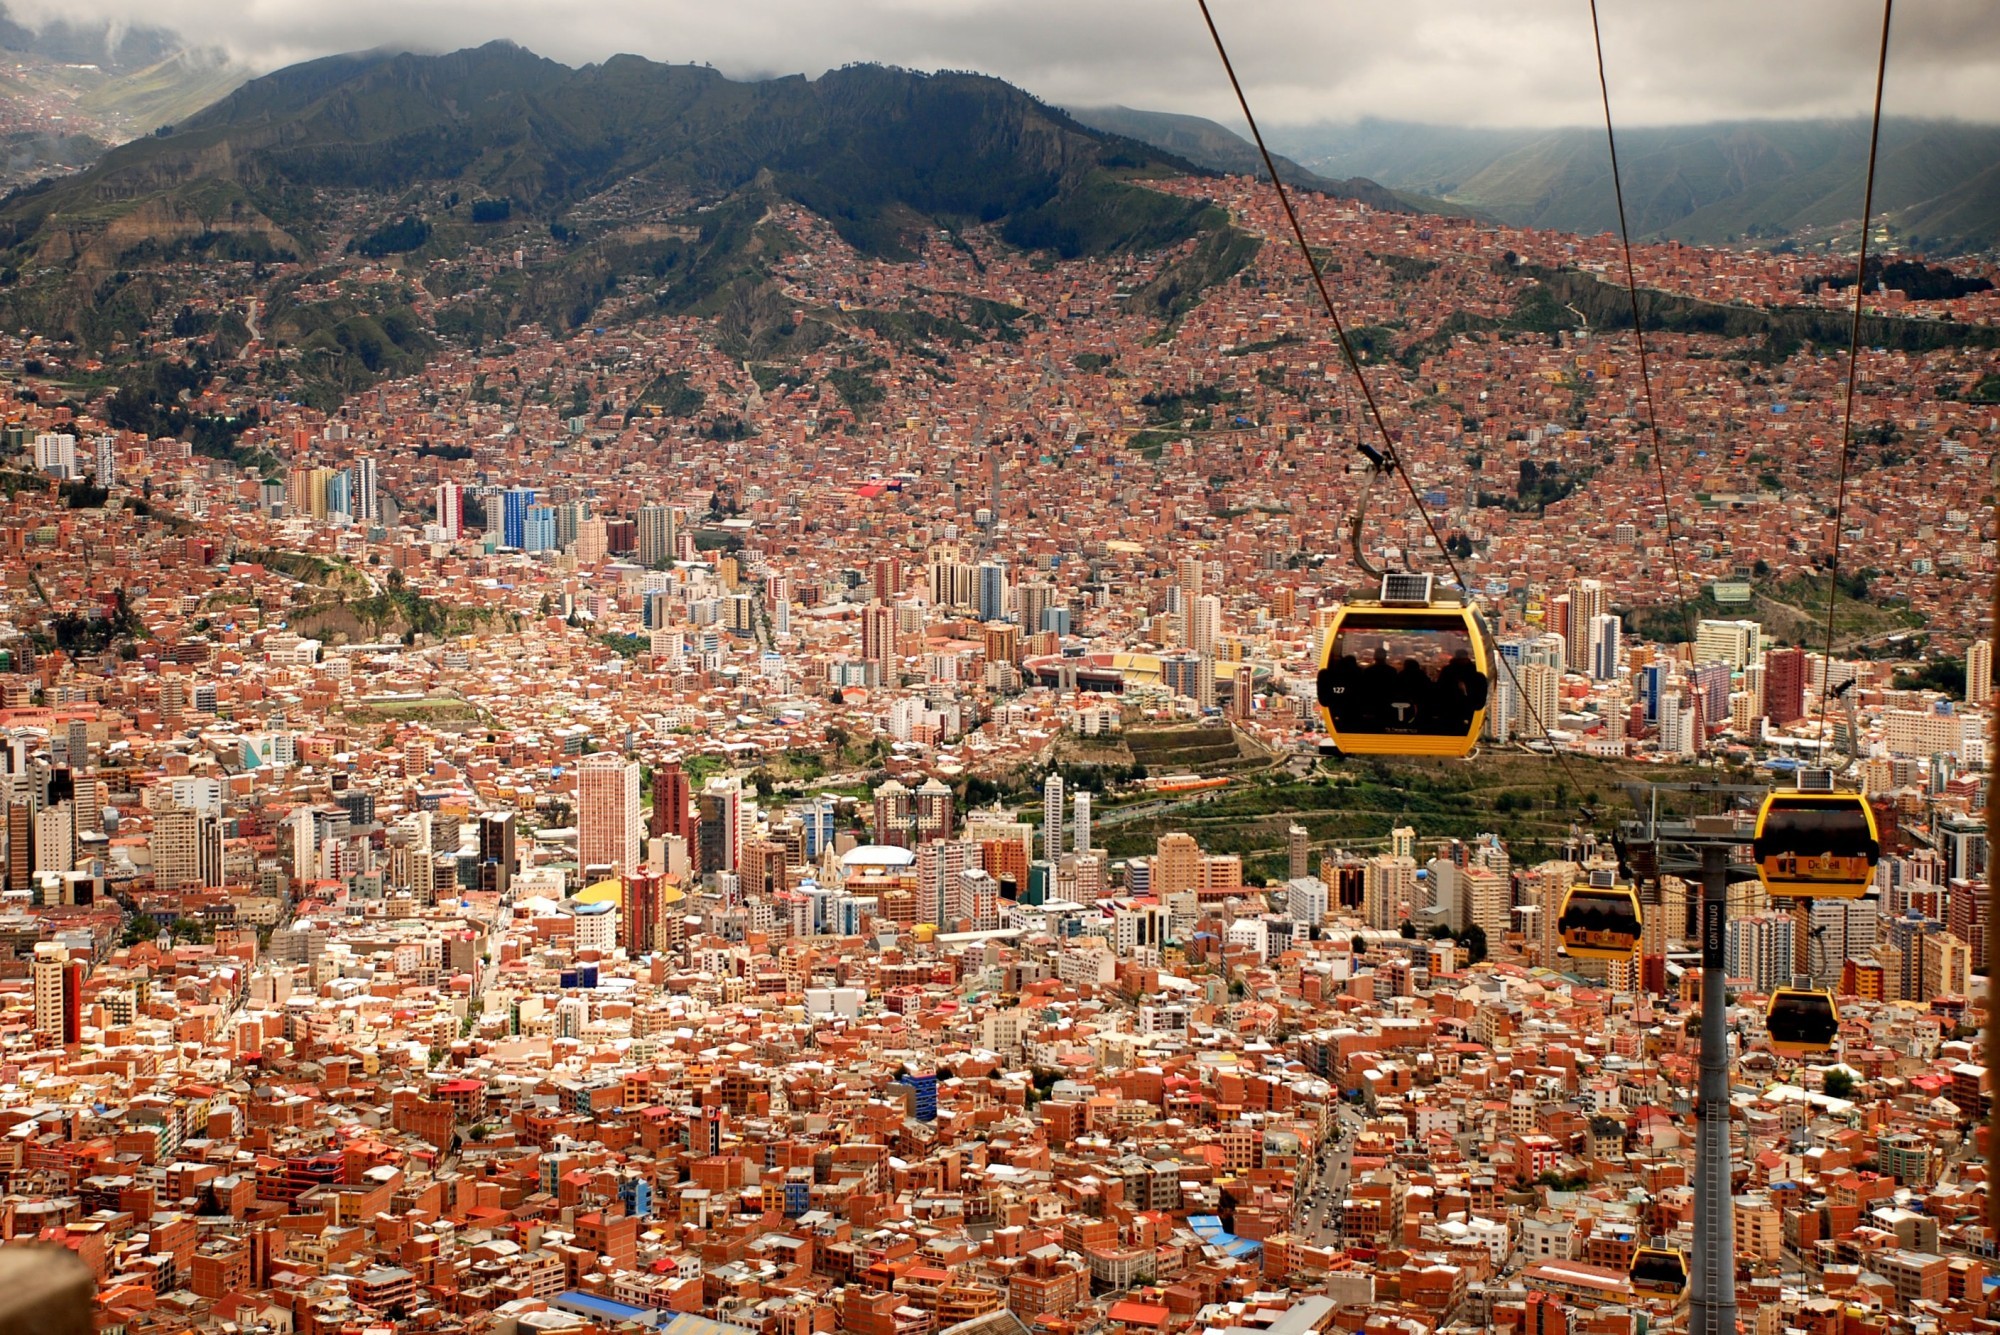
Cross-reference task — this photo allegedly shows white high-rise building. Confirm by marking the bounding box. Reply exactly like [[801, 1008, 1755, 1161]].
[[1073, 790, 1092, 857], [435, 482, 464, 539], [1588, 613, 1623, 681], [1659, 691, 1700, 758], [1519, 662, 1562, 740], [349, 458, 380, 521], [1286, 876, 1328, 928], [1694, 619, 1762, 670], [1041, 773, 1064, 860], [638, 505, 677, 568], [572, 901, 617, 954], [33, 433, 76, 479]]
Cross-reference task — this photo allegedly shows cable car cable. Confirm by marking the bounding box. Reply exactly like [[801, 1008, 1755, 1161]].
[[1586, 0, 1699, 648], [1196, 0, 1589, 797], [1813, 0, 1894, 741]]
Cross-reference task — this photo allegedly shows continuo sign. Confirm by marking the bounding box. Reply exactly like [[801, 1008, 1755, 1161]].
[[1702, 900, 1726, 967]]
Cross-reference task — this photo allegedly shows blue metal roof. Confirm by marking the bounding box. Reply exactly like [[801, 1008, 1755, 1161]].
[[555, 1292, 652, 1320]]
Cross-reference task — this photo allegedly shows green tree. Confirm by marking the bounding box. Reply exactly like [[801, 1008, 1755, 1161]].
[[1823, 1068, 1857, 1099]]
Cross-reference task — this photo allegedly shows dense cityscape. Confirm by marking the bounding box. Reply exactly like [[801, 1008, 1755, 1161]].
[[0, 67, 1996, 1335]]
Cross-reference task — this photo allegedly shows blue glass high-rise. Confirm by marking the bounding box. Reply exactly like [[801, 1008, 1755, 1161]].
[[502, 487, 536, 549]]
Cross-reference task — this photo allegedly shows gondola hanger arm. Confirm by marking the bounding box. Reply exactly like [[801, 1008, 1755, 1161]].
[[1348, 443, 1398, 582]]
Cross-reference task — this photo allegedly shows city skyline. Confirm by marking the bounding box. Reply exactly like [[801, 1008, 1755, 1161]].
[[0, 14, 1989, 1322]]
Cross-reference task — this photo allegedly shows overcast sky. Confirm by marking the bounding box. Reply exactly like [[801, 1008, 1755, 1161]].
[[20, 0, 2000, 128]]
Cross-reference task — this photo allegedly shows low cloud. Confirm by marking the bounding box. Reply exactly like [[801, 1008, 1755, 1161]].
[[15, 0, 1998, 129]]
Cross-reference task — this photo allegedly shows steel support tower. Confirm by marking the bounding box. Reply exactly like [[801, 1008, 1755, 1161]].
[[1623, 799, 1761, 1335], [1687, 839, 1736, 1335]]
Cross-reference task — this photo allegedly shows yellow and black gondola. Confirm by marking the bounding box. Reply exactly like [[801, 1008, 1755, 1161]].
[[1316, 580, 1493, 759], [1629, 1247, 1688, 1295], [1752, 791, 1880, 900], [1766, 987, 1840, 1058], [1558, 881, 1642, 960]]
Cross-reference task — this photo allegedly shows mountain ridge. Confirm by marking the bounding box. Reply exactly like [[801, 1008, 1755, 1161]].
[[1063, 104, 1463, 217], [1269, 116, 2000, 253], [3, 43, 1224, 259], [0, 43, 1264, 379]]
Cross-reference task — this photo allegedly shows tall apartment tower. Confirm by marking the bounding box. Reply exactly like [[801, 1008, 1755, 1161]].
[[479, 813, 516, 896], [860, 602, 896, 685], [1567, 579, 1606, 673], [650, 761, 693, 842], [976, 561, 1010, 623], [1546, 594, 1573, 667], [578, 754, 642, 878], [153, 805, 223, 891], [349, 458, 379, 521], [1764, 647, 1808, 724], [1177, 554, 1203, 606], [1177, 556, 1204, 645], [1363, 854, 1417, 931], [1042, 773, 1065, 861], [1073, 791, 1092, 857], [502, 487, 536, 549], [1589, 613, 1623, 681], [1191, 594, 1222, 659], [873, 780, 914, 849], [701, 778, 744, 874], [435, 482, 464, 538], [1969, 639, 1993, 706], [1288, 824, 1311, 882], [638, 505, 677, 568], [32, 943, 76, 1044], [916, 778, 956, 844]]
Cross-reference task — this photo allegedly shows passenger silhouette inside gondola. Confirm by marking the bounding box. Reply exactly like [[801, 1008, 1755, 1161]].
[[1437, 648, 1486, 731], [1394, 657, 1430, 728], [1321, 653, 1360, 716], [1360, 646, 1398, 727]]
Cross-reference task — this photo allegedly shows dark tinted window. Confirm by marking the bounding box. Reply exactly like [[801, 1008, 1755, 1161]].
[[1320, 613, 1488, 737], [1768, 992, 1839, 1047], [1755, 799, 1879, 860]]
